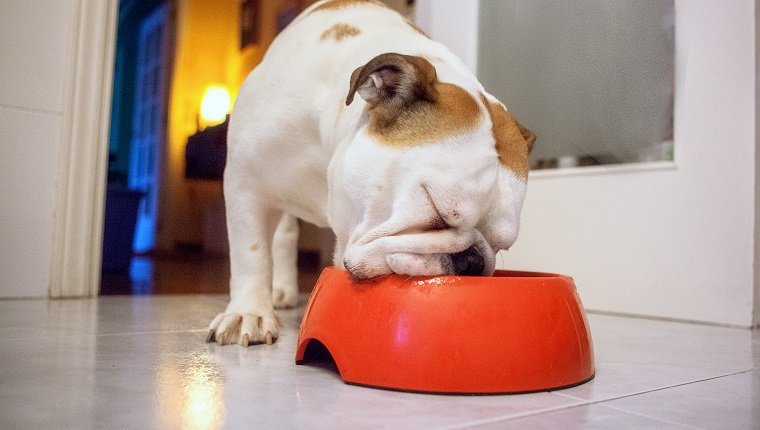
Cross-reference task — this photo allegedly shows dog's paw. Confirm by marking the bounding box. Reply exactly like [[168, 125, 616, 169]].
[[273, 286, 298, 309], [206, 312, 280, 347]]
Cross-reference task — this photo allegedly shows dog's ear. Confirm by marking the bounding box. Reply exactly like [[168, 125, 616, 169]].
[[515, 118, 536, 153], [345, 53, 438, 109]]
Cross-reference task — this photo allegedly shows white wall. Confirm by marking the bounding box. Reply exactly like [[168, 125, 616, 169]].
[[0, 1, 79, 297], [415, 0, 479, 73]]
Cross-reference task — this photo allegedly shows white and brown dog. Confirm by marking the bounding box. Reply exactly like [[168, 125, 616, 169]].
[[207, 0, 535, 346]]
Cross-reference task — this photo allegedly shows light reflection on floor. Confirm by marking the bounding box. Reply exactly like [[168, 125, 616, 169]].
[[129, 257, 153, 295]]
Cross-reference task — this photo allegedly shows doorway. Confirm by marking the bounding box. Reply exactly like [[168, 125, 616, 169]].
[[100, 0, 337, 296], [101, 0, 173, 294]]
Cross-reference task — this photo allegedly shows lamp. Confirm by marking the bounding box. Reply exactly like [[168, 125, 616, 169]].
[[199, 85, 231, 128], [186, 85, 230, 180]]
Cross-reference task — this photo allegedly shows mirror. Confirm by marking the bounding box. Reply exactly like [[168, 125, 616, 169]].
[[478, 0, 675, 170]]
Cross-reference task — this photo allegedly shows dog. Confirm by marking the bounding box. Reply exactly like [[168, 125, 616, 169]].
[[207, 0, 535, 346]]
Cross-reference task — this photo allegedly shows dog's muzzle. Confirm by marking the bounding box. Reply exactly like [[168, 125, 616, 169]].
[[450, 246, 485, 276]]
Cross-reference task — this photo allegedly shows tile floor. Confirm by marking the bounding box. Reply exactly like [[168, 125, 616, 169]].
[[0, 294, 758, 429]]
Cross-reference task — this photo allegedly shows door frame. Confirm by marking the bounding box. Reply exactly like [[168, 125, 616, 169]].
[[50, 0, 118, 297]]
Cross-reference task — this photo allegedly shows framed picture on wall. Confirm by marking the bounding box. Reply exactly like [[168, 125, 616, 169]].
[[240, 0, 260, 49]]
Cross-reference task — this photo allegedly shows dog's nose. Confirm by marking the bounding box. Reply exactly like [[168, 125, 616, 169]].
[[451, 246, 485, 276]]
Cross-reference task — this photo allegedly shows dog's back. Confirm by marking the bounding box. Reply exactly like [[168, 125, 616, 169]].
[[227, 0, 480, 226]]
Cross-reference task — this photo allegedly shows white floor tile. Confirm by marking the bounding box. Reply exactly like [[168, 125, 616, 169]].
[[553, 313, 758, 401], [0, 295, 227, 339], [600, 370, 760, 430], [465, 404, 699, 429]]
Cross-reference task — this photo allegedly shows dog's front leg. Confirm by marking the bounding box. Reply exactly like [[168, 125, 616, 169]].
[[272, 213, 299, 308], [207, 184, 281, 346]]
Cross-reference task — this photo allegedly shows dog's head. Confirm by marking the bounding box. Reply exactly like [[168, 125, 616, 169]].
[[333, 53, 535, 279]]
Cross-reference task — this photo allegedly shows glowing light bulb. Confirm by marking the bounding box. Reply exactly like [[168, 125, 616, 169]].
[[200, 85, 231, 127]]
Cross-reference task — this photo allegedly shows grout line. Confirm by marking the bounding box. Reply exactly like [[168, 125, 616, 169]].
[[94, 328, 208, 337], [484, 371, 760, 430], [444, 370, 757, 430], [438, 402, 591, 430], [552, 369, 756, 404], [1, 328, 209, 342], [0, 294, 230, 302], [585, 309, 755, 330], [444, 401, 707, 430]]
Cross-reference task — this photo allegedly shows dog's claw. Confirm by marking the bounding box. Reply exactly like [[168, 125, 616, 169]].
[[216, 331, 226, 346], [206, 312, 279, 347]]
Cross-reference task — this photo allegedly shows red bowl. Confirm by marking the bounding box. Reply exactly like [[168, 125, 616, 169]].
[[295, 267, 594, 394]]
